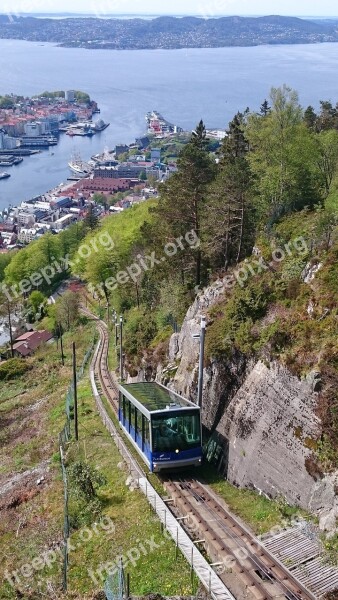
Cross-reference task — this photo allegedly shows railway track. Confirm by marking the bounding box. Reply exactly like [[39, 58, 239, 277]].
[[82, 307, 119, 412], [84, 307, 331, 600], [163, 477, 317, 600]]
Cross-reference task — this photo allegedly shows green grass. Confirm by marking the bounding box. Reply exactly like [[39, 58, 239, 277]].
[[0, 331, 196, 599], [0, 321, 97, 599], [200, 464, 307, 536], [322, 533, 338, 566]]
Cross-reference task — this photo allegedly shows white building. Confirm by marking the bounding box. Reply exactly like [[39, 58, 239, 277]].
[[206, 129, 227, 140], [65, 90, 75, 103], [37, 120, 51, 135], [24, 122, 41, 137], [4, 136, 18, 150], [17, 212, 36, 226], [18, 228, 37, 243], [0, 132, 18, 150], [54, 214, 73, 230], [32, 201, 52, 211]]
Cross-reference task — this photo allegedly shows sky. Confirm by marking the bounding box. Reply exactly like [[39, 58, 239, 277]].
[[2, 0, 338, 18]]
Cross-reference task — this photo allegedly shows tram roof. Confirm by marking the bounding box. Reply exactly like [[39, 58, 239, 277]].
[[118, 382, 199, 414]]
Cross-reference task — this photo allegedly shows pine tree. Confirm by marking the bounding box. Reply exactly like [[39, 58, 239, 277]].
[[153, 138, 216, 286], [304, 105, 317, 130], [204, 155, 254, 269], [318, 101, 337, 131], [84, 204, 99, 230], [260, 99, 271, 117], [191, 119, 208, 149], [223, 112, 249, 159]]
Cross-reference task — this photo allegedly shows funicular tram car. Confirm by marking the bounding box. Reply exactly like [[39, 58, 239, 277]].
[[118, 382, 203, 472]]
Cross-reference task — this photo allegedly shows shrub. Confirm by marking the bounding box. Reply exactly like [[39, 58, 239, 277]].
[[0, 358, 31, 381]]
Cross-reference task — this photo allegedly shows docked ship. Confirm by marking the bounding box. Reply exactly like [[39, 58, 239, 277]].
[[66, 120, 109, 136], [67, 124, 95, 137], [68, 154, 93, 177], [0, 172, 11, 180], [146, 110, 183, 137], [0, 155, 23, 167]]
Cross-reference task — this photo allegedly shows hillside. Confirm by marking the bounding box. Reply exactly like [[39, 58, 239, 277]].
[[0, 316, 195, 598], [1, 85, 338, 594], [0, 15, 338, 49]]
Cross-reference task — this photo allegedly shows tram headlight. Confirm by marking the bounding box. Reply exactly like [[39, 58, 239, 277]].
[[175, 449, 180, 454]]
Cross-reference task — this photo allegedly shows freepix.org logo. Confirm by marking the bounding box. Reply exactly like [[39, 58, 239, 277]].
[[0, 232, 115, 303], [89, 230, 200, 297]]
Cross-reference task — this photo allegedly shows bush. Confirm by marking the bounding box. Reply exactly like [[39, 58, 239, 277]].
[[0, 358, 31, 381], [124, 307, 158, 359], [68, 461, 107, 529], [206, 279, 271, 358]]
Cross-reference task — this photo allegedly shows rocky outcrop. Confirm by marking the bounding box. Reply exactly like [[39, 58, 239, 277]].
[[217, 360, 321, 505], [165, 278, 250, 430], [160, 278, 338, 531]]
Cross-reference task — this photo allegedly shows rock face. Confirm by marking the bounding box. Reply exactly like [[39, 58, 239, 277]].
[[217, 360, 321, 505], [161, 277, 338, 528]]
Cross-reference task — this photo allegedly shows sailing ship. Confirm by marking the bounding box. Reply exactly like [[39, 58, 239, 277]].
[[68, 153, 93, 177]]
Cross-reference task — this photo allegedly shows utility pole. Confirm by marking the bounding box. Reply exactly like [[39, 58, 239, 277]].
[[7, 300, 14, 358], [106, 303, 110, 330], [73, 342, 79, 441], [196, 316, 206, 409], [119, 315, 123, 381], [59, 323, 65, 366]]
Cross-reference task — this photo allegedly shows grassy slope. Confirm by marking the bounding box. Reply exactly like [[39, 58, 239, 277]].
[[0, 321, 194, 599], [0, 322, 96, 599]]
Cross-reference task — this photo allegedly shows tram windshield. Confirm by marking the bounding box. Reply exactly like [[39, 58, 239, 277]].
[[152, 411, 201, 452]]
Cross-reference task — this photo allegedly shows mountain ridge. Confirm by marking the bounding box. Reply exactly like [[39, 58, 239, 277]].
[[0, 14, 338, 49]]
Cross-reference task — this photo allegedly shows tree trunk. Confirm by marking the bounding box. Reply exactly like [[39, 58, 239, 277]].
[[236, 194, 245, 264], [195, 248, 201, 287]]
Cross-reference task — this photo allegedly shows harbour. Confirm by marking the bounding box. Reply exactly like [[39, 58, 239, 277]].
[[2, 39, 338, 210]]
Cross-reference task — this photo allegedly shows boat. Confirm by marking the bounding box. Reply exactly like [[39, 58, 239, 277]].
[[0, 172, 10, 180], [67, 126, 95, 137], [68, 153, 92, 177], [0, 155, 20, 167]]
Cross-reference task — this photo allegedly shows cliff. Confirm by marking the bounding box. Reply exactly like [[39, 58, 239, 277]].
[[160, 276, 338, 533]]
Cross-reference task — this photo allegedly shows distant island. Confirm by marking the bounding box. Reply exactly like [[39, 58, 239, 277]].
[[1, 15, 338, 49]]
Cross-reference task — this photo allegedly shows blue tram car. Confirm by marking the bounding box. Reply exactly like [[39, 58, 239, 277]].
[[118, 382, 202, 472]]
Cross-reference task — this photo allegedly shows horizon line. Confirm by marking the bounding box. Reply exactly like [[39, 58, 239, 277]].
[[3, 12, 338, 18]]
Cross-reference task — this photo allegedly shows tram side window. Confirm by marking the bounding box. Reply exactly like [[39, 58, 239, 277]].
[[135, 406, 138, 435], [130, 404, 136, 436], [143, 415, 150, 449], [124, 398, 130, 426]]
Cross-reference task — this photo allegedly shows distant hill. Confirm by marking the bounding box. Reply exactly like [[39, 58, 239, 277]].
[[0, 14, 338, 49]]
